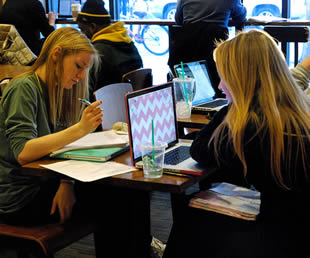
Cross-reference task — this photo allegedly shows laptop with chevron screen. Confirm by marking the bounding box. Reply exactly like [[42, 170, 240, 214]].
[[125, 82, 203, 175]]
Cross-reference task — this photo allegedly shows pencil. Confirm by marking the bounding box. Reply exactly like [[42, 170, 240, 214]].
[[78, 98, 91, 106], [163, 171, 190, 177]]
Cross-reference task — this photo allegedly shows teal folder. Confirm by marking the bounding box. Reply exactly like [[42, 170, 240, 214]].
[[51, 146, 129, 162]]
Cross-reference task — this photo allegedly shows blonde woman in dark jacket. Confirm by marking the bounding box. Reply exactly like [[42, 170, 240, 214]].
[[164, 30, 310, 258]]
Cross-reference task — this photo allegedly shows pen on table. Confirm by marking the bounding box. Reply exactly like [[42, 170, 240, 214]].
[[163, 171, 190, 177], [78, 98, 91, 106]]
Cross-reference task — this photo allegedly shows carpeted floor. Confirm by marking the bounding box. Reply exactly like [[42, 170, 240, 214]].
[[54, 190, 173, 257], [0, 184, 200, 258], [55, 192, 172, 258]]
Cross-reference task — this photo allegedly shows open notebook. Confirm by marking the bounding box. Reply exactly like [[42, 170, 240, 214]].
[[125, 82, 203, 175], [174, 60, 227, 113]]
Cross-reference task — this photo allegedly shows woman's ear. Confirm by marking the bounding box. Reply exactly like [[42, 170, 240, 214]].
[[51, 46, 62, 62]]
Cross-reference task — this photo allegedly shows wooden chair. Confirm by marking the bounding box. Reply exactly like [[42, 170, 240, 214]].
[[94, 82, 133, 130], [0, 219, 95, 257], [264, 26, 309, 66], [0, 64, 31, 97], [122, 68, 153, 91]]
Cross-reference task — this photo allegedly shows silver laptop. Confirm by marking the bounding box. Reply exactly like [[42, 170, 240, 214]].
[[174, 60, 227, 113], [125, 82, 203, 176]]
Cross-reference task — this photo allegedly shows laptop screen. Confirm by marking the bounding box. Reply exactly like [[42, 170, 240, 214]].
[[125, 83, 178, 163], [174, 60, 216, 105], [58, 0, 81, 17]]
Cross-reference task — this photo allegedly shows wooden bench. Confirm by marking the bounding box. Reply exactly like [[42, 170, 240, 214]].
[[0, 219, 96, 258]]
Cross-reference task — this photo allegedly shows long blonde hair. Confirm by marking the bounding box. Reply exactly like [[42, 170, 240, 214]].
[[213, 29, 310, 188], [20, 27, 99, 127]]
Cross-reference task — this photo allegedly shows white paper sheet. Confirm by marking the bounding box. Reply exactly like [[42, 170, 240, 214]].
[[40, 160, 136, 182]]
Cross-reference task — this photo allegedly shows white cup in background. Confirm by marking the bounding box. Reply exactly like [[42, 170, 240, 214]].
[[173, 78, 195, 120], [71, 4, 81, 21]]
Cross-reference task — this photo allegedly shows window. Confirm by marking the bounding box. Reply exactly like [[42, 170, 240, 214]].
[[50, 0, 171, 84], [243, 0, 310, 67], [51, 0, 309, 78]]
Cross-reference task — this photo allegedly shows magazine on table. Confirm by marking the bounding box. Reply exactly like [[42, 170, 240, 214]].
[[189, 182, 261, 221]]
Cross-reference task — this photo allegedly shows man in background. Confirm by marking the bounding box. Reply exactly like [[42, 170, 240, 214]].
[[169, 0, 247, 98], [77, 0, 143, 100], [0, 0, 56, 56]]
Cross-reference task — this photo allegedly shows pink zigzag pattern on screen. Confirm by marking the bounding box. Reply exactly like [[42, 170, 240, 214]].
[[133, 122, 176, 153], [131, 99, 174, 136], [132, 116, 176, 144], [132, 105, 171, 126], [130, 88, 176, 153], [130, 90, 171, 112], [130, 95, 173, 123]]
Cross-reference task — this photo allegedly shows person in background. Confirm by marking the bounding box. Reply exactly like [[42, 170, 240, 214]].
[[291, 55, 310, 96], [0, 0, 57, 56], [0, 27, 151, 258], [169, 0, 247, 98], [163, 30, 310, 258], [175, 0, 247, 29], [77, 0, 143, 101]]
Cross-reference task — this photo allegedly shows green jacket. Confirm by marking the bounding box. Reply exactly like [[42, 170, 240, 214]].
[[0, 73, 52, 213]]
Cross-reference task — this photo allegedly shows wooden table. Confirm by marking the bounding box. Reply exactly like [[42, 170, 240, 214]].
[[21, 149, 209, 194], [20, 137, 212, 257], [177, 113, 210, 137]]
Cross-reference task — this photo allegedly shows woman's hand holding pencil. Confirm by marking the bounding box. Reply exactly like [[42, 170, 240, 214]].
[[78, 99, 103, 133]]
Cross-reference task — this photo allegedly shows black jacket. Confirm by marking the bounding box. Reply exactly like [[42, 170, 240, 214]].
[[90, 39, 142, 100], [164, 106, 310, 258], [0, 0, 54, 56]]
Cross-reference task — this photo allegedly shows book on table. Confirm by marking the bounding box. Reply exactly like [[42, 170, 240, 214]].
[[50, 130, 129, 162], [52, 145, 129, 162], [189, 182, 261, 221]]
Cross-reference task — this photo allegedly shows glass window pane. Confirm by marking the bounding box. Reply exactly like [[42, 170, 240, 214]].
[[117, 0, 176, 20], [243, 0, 282, 17], [125, 24, 169, 84], [114, 0, 173, 84], [291, 0, 306, 19]]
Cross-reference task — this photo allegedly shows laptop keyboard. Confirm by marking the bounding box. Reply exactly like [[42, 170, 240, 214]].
[[164, 146, 190, 165], [199, 99, 227, 108]]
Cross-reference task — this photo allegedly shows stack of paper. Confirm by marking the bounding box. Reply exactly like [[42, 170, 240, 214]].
[[189, 183, 261, 221]]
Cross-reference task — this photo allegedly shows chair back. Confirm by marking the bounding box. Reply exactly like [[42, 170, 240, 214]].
[[0, 64, 31, 97], [122, 68, 153, 91], [264, 26, 309, 66], [94, 83, 133, 130]]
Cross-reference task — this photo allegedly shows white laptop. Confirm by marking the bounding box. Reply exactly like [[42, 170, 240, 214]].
[[174, 60, 227, 113], [125, 82, 203, 176]]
